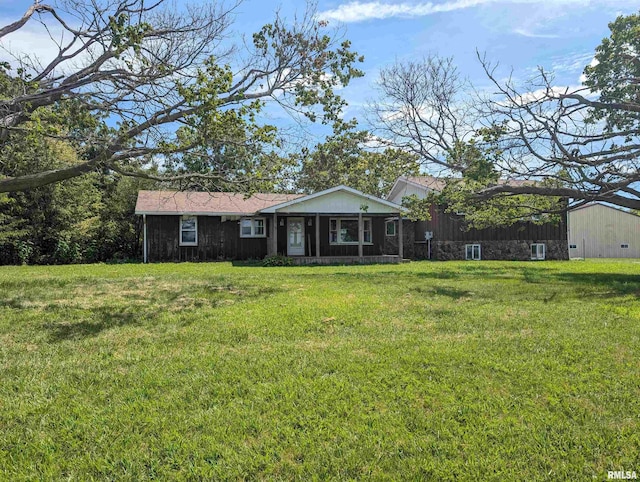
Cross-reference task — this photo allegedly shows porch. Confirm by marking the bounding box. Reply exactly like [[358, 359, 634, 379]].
[[288, 255, 408, 265], [266, 213, 404, 259], [259, 185, 406, 261]]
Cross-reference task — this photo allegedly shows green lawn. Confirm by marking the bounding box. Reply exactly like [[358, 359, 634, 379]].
[[0, 260, 638, 480]]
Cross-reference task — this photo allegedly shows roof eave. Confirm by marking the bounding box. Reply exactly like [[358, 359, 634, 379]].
[[259, 185, 405, 213]]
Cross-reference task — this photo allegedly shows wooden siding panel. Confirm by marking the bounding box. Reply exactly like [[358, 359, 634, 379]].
[[146, 215, 268, 261], [420, 206, 567, 243]]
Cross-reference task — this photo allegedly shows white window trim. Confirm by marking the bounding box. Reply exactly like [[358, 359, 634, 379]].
[[329, 217, 373, 245], [621, 244, 629, 248], [385, 220, 396, 237], [465, 244, 481, 260], [240, 217, 266, 238], [531, 243, 546, 260], [179, 215, 198, 246]]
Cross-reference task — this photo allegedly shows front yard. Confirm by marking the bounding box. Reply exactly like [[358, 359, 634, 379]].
[[0, 260, 638, 480]]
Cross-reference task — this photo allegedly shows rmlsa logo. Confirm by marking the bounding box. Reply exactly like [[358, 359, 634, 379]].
[[608, 471, 638, 480]]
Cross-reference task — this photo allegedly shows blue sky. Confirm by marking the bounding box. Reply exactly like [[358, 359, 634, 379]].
[[1, 0, 638, 143], [236, 0, 638, 136]]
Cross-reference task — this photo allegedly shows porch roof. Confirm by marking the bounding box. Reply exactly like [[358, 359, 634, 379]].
[[259, 185, 404, 215]]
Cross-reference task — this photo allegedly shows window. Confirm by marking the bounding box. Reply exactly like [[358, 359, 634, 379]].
[[569, 244, 577, 249], [465, 244, 481, 260], [240, 218, 266, 238], [180, 216, 198, 246], [329, 218, 372, 244], [621, 244, 629, 249], [531, 243, 545, 260], [385, 220, 396, 236]]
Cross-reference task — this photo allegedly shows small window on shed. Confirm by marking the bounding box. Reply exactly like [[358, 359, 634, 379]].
[[569, 244, 577, 249], [180, 216, 198, 246], [621, 244, 629, 249]]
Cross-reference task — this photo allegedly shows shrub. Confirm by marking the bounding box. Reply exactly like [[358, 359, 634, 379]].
[[53, 236, 82, 264], [262, 254, 294, 267], [15, 240, 34, 265]]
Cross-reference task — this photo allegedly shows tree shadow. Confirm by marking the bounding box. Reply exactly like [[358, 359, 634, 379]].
[[43, 306, 146, 342], [551, 272, 640, 298], [40, 283, 285, 343], [413, 286, 473, 300]]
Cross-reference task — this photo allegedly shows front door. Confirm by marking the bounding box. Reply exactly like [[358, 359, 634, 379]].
[[287, 217, 305, 256]]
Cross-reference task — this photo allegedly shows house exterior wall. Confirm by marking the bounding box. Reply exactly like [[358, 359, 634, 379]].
[[146, 214, 391, 261], [387, 183, 430, 205], [396, 205, 568, 260], [568, 204, 640, 258], [146, 215, 270, 261]]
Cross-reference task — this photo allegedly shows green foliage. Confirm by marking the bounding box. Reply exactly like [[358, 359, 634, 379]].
[[262, 254, 294, 267], [400, 194, 432, 221], [404, 133, 565, 229], [297, 124, 420, 197], [435, 177, 564, 229], [14, 240, 34, 265], [583, 11, 640, 131], [0, 260, 638, 479]]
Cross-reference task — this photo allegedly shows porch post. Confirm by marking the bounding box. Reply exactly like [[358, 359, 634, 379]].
[[272, 212, 278, 255], [315, 213, 320, 258], [143, 214, 148, 263], [358, 212, 363, 259], [398, 214, 403, 260]]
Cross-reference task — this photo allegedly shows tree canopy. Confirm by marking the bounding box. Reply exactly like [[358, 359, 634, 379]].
[[296, 123, 420, 198], [0, 0, 364, 193], [369, 11, 640, 213]]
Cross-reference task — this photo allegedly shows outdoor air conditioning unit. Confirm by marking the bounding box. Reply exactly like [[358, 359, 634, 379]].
[[425, 231, 433, 240]]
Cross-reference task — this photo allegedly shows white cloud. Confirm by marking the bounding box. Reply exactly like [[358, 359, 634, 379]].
[[318, 0, 491, 23], [579, 56, 599, 83], [317, 0, 635, 24], [512, 28, 560, 39]]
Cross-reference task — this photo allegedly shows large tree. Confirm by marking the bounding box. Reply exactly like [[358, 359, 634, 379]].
[[0, 0, 363, 193], [296, 124, 420, 197], [370, 11, 640, 213]]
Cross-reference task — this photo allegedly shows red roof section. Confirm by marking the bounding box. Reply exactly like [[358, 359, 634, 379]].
[[135, 191, 303, 215]]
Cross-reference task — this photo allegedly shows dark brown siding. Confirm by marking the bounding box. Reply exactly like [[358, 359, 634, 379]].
[[418, 205, 567, 243], [146, 215, 268, 262]]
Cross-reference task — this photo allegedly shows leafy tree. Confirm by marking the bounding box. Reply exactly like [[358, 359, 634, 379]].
[[370, 12, 640, 213], [0, 0, 363, 193], [476, 11, 640, 210], [297, 124, 420, 197]]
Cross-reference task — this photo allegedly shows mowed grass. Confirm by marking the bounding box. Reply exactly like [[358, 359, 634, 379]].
[[0, 260, 638, 480]]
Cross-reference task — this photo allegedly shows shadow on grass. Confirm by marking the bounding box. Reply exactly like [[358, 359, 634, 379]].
[[552, 272, 640, 297], [413, 286, 472, 300], [291, 264, 639, 299], [44, 306, 145, 342], [39, 283, 285, 342]]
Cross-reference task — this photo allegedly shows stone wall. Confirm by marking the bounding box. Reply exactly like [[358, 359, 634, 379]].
[[387, 220, 569, 261], [431, 239, 569, 261]]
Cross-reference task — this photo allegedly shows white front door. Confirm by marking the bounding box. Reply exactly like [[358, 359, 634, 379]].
[[287, 217, 305, 256]]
